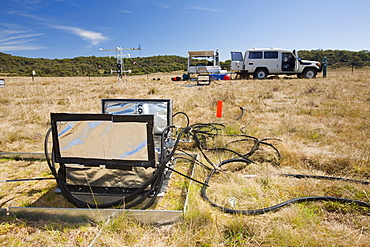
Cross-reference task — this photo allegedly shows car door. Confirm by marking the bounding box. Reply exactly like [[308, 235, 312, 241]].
[[264, 51, 279, 73], [245, 51, 262, 73], [282, 52, 296, 72], [230, 51, 244, 71]]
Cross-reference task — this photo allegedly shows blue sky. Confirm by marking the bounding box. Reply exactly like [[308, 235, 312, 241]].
[[1, 0, 369, 61]]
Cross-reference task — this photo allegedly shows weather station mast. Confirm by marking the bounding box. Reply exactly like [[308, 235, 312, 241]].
[[99, 45, 142, 83]]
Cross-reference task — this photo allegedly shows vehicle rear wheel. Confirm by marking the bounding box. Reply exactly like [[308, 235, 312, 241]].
[[303, 68, 317, 79], [254, 68, 268, 79]]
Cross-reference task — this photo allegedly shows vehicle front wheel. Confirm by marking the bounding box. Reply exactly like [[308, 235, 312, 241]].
[[254, 68, 268, 79], [302, 68, 317, 79]]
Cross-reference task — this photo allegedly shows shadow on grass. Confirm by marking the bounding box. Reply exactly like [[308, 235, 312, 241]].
[[30, 186, 74, 208]]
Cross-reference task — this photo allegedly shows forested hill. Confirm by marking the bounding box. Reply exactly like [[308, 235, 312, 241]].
[[0, 49, 369, 77], [0, 53, 189, 77]]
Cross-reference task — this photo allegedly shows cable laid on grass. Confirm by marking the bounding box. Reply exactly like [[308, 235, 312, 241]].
[[277, 173, 370, 185], [44, 117, 370, 214], [200, 159, 370, 215], [186, 123, 370, 214]]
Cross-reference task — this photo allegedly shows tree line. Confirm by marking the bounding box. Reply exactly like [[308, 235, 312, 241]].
[[0, 53, 189, 77], [298, 49, 370, 68], [0, 49, 369, 77]]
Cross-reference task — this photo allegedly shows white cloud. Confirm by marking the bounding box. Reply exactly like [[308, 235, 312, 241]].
[[0, 22, 47, 51], [11, 0, 43, 10], [51, 25, 108, 46], [0, 44, 47, 51], [6, 12, 109, 47], [0, 32, 43, 44], [187, 7, 220, 12], [120, 9, 131, 14]]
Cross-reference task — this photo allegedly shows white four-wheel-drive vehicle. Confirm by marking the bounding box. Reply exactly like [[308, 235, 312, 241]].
[[230, 48, 322, 79]]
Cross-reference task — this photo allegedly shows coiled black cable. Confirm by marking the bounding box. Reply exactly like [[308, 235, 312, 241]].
[[189, 123, 281, 166], [187, 123, 369, 214], [46, 118, 370, 214], [45, 124, 191, 209], [173, 111, 190, 127], [46, 125, 158, 208]]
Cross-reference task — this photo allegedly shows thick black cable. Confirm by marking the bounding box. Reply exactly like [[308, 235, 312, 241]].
[[46, 118, 369, 214], [278, 174, 370, 185], [189, 123, 281, 162], [241, 139, 281, 159], [125, 171, 164, 209], [46, 128, 160, 208], [164, 162, 209, 187], [0, 139, 55, 186], [189, 124, 281, 168], [140, 171, 166, 210], [46, 124, 192, 209], [160, 125, 176, 163], [189, 130, 218, 169], [0, 178, 54, 183], [173, 112, 190, 127], [201, 159, 370, 215], [136, 126, 194, 209], [190, 123, 225, 137], [225, 136, 259, 146], [206, 147, 257, 162], [53, 154, 164, 208], [258, 140, 282, 159], [44, 127, 57, 177], [236, 107, 245, 121], [175, 150, 212, 171]]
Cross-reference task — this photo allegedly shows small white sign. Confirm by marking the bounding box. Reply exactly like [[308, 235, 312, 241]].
[[228, 198, 237, 208]]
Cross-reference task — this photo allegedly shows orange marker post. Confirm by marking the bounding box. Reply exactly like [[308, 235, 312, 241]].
[[216, 100, 223, 118]]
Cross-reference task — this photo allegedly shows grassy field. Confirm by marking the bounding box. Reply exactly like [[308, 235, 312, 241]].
[[0, 69, 369, 246]]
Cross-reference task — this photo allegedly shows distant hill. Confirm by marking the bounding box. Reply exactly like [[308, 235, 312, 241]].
[[0, 49, 369, 77], [0, 52, 189, 77]]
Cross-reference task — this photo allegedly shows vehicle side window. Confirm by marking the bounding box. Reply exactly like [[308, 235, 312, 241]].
[[249, 51, 262, 59], [264, 51, 278, 59]]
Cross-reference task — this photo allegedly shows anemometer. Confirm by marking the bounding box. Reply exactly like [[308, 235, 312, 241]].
[[100, 45, 142, 82]]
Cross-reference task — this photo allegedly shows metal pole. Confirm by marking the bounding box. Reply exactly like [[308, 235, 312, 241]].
[[323, 57, 327, 78]]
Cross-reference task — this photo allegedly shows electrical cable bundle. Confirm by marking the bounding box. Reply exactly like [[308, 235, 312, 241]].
[[44, 126, 191, 209], [188, 122, 281, 169], [201, 160, 370, 215], [45, 110, 370, 214], [186, 122, 370, 214]]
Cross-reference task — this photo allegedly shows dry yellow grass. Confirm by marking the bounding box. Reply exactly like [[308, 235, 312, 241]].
[[0, 69, 369, 246]]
